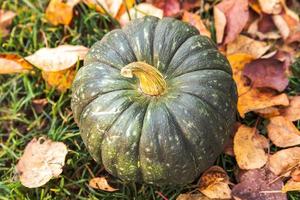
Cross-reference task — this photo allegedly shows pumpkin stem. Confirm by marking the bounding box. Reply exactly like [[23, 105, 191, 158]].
[[121, 62, 167, 96]]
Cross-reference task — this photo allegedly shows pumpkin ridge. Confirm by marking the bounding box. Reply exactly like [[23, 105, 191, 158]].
[[173, 66, 232, 79], [120, 29, 139, 62]]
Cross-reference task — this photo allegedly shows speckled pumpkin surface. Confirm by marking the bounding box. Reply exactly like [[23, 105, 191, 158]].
[[71, 16, 237, 185]]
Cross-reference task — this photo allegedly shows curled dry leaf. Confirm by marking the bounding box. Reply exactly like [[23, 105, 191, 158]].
[[16, 137, 68, 188], [226, 35, 271, 59], [176, 193, 210, 200], [89, 177, 118, 192], [119, 3, 163, 27], [258, 0, 282, 14], [199, 166, 231, 199], [233, 125, 268, 170], [214, 0, 249, 44], [45, 0, 81, 26], [267, 116, 300, 148], [0, 10, 16, 37], [268, 147, 300, 176], [232, 167, 287, 200], [243, 58, 289, 92], [182, 11, 210, 38], [281, 96, 300, 122], [282, 179, 300, 193], [0, 54, 33, 74], [25, 45, 88, 71]]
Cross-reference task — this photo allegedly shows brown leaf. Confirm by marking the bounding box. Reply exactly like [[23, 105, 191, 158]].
[[214, 0, 249, 44], [89, 177, 118, 192], [182, 11, 211, 38], [267, 116, 300, 148], [45, 0, 80, 26], [119, 3, 163, 27], [254, 107, 281, 118], [182, 0, 201, 11], [258, 14, 277, 33], [32, 98, 48, 114], [226, 35, 271, 59], [0, 10, 16, 37], [268, 147, 300, 177], [0, 54, 33, 74], [282, 179, 300, 193], [232, 167, 287, 200], [248, 19, 281, 40], [258, 0, 283, 14], [150, 0, 180, 17], [199, 166, 231, 199], [281, 96, 300, 122], [291, 167, 300, 182], [234, 125, 268, 169], [25, 45, 88, 71], [176, 193, 210, 200], [16, 137, 68, 188], [243, 58, 289, 92]]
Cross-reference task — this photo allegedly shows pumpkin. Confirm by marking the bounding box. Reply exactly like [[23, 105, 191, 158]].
[[71, 16, 237, 185]]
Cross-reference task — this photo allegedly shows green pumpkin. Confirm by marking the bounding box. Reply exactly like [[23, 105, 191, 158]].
[[71, 16, 237, 185]]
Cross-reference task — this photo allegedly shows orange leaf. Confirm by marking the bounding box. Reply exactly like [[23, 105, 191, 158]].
[[0, 54, 32, 74], [282, 179, 300, 193], [281, 96, 300, 122], [233, 125, 268, 169], [182, 11, 211, 38], [42, 68, 76, 92], [89, 177, 118, 192], [267, 116, 300, 147]]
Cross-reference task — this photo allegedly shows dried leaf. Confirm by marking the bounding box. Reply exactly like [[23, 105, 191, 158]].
[[268, 147, 300, 176], [258, 14, 277, 33], [267, 116, 300, 148], [254, 107, 281, 118], [150, 0, 180, 17], [226, 35, 271, 59], [176, 193, 210, 200], [291, 167, 300, 182], [214, 0, 249, 44], [258, 0, 283, 14], [0, 10, 16, 37], [182, 0, 201, 11], [248, 19, 281, 40], [32, 98, 48, 114], [213, 6, 226, 44], [243, 58, 289, 92], [282, 179, 300, 193], [234, 125, 268, 169], [119, 3, 163, 27], [272, 14, 290, 39], [199, 166, 231, 199], [25, 45, 88, 72], [182, 11, 211, 38], [0, 54, 33, 74], [89, 177, 118, 192], [45, 0, 80, 26], [232, 167, 287, 200], [16, 137, 68, 188], [281, 96, 300, 122]]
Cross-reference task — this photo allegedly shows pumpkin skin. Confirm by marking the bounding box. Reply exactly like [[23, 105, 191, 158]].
[[71, 16, 237, 185]]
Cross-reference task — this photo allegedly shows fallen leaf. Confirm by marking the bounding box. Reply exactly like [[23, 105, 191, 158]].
[[232, 167, 287, 200], [226, 35, 271, 59], [89, 177, 118, 192], [214, 0, 249, 44], [32, 98, 48, 114], [258, 0, 283, 14], [281, 96, 300, 121], [282, 179, 300, 193], [291, 167, 300, 182], [45, 0, 80, 26], [234, 125, 268, 169], [268, 147, 300, 176], [25, 45, 88, 72], [182, 11, 211, 38], [176, 193, 210, 200], [243, 58, 289, 92], [248, 19, 281, 40], [42, 67, 76, 92], [182, 0, 201, 11], [0, 54, 33, 74], [199, 166, 231, 199], [254, 107, 281, 118], [149, 0, 180, 17], [16, 137, 68, 188], [272, 14, 290, 39], [0, 10, 16, 37], [119, 3, 163, 27], [267, 116, 300, 148], [258, 14, 277, 33]]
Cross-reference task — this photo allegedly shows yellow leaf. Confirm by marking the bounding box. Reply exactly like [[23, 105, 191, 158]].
[[0, 54, 32, 74], [89, 177, 118, 192], [16, 137, 68, 188], [199, 166, 231, 199], [267, 116, 300, 148], [42, 68, 76, 92], [45, 0, 80, 26], [233, 125, 268, 169]]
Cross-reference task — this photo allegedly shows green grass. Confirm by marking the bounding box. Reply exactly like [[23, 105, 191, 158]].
[[0, 0, 299, 199]]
